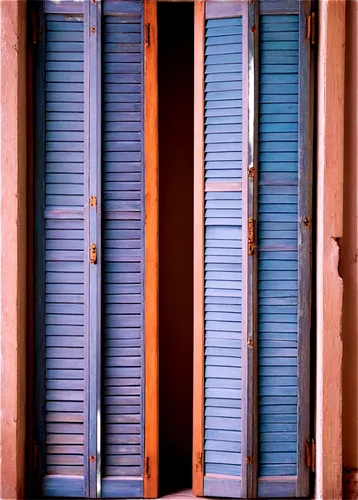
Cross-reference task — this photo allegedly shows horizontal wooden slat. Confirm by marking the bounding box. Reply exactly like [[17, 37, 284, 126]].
[[205, 181, 242, 192]]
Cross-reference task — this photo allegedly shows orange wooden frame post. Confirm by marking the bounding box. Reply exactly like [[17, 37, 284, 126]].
[[192, 1, 205, 496], [144, 0, 159, 497]]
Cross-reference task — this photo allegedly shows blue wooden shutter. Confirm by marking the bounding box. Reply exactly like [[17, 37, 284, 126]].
[[195, 1, 313, 498], [256, 0, 313, 497], [35, 1, 89, 497], [197, 3, 245, 498], [101, 1, 145, 497]]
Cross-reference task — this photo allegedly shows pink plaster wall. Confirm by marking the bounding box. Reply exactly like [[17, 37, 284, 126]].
[[342, 0, 358, 474]]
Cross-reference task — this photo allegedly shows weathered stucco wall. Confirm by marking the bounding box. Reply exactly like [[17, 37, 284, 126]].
[[342, 0, 358, 497], [0, 1, 27, 498]]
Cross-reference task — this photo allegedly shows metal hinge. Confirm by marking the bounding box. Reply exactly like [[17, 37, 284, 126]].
[[33, 441, 39, 469], [145, 456, 151, 479], [248, 217, 255, 256], [305, 439, 315, 472], [145, 23, 151, 46], [246, 456, 253, 465], [89, 243, 97, 264], [306, 12, 316, 45], [32, 10, 37, 44], [196, 452, 203, 473], [90, 196, 97, 208]]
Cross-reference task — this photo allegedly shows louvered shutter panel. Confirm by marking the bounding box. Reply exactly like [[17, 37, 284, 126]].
[[101, 1, 145, 497], [36, 3, 89, 497], [36, 1, 153, 497], [256, 1, 313, 497], [193, 3, 244, 498], [194, 1, 313, 498]]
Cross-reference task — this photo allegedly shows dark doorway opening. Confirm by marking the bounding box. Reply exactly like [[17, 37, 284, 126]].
[[158, 2, 195, 496]]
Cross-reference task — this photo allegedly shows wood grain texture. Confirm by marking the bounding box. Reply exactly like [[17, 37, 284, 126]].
[[144, 0, 159, 497], [192, 2, 205, 496]]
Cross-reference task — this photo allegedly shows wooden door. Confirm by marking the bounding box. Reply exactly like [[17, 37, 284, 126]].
[[193, 0, 314, 498], [33, 0, 158, 497]]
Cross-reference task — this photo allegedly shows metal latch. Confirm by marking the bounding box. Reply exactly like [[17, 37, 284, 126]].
[[306, 12, 316, 45], [248, 217, 255, 255], [89, 244, 97, 264]]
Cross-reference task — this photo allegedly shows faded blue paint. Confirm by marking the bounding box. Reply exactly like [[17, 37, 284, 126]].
[[257, 13, 299, 480], [101, 1, 145, 497], [203, 16, 243, 487]]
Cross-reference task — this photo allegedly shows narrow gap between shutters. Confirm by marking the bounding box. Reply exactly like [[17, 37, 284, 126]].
[[158, 2, 195, 497]]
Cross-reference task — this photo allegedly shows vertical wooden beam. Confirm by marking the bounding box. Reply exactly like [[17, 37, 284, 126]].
[[296, 0, 313, 497], [33, 1, 46, 496], [316, 0, 345, 498], [241, 0, 249, 496], [144, 1, 159, 497], [87, 0, 102, 496], [83, 1, 91, 496], [192, 1, 205, 496], [242, 0, 259, 497]]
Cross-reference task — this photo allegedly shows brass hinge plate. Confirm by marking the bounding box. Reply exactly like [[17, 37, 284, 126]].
[[306, 13, 316, 45], [90, 196, 97, 208], [305, 439, 315, 472], [196, 452, 203, 473], [145, 456, 151, 478], [246, 456, 253, 465], [89, 243, 97, 264], [248, 217, 255, 255]]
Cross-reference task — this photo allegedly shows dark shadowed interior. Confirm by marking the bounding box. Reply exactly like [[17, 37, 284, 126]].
[[158, 2, 195, 495]]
